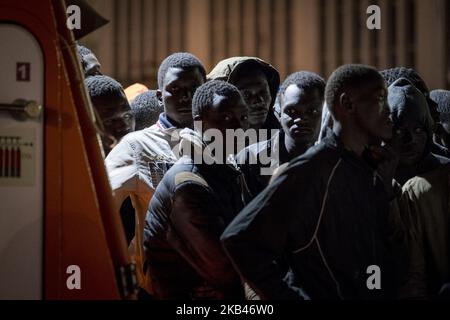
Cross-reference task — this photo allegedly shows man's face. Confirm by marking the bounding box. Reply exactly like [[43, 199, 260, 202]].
[[391, 114, 428, 166], [201, 92, 249, 136], [159, 67, 205, 128], [426, 97, 439, 129], [83, 53, 102, 77], [93, 91, 135, 142], [280, 85, 322, 145], [233, 69, 271, 129], [350, 78, 393, 143]]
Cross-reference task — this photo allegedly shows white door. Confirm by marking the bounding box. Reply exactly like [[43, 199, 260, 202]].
[[0, 23, 44, 300]]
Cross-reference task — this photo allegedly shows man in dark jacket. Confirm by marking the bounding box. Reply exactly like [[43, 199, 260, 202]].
[[388, 79, 449, 186], [393, 87, 450, 299], [143, 80, 249, 300], [221, 64, 400, 300], [236, 71, 325, 198], [381, 67, 450, 159]]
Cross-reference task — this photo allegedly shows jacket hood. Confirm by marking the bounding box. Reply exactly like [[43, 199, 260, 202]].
[[388, 78, 435, 164], [388, 78, 434, 138], [207, 56, 280, 108]]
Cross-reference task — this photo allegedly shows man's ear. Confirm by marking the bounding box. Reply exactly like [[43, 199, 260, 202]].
[[339, 92, 353, 113], [156, 89, 163, 103]]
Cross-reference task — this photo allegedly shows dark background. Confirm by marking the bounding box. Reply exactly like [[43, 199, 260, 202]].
[[81, 0, 450, 91]]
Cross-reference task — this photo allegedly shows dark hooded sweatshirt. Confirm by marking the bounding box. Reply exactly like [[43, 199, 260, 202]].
[[207, 56, 281, 132], [388, 78, 450, 186]]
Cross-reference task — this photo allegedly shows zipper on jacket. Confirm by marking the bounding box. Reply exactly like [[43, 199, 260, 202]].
[[238, 172, 252, 206]]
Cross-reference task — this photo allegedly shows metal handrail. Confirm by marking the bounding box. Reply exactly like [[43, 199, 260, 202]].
[[0, 100, 42, 118]]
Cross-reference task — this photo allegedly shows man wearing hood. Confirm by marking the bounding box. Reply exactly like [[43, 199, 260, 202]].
[[143, 80, 249, 299], [105, 52, 206, 297], [387, 78, 449, 186], [381, 67, 450, 160], [208, 56, 280, 131]]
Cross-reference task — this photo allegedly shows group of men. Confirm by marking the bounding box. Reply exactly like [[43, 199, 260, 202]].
[[77, 45, 450, 300]]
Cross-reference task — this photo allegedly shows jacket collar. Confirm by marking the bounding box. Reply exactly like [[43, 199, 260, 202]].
[[157, 113, 177, 130], [323, 132, 378, 174]]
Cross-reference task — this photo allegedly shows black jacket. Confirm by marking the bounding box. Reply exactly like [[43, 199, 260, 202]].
[[221, 133, 397, 300], [236, 131, 293, 199], [143, 131, 248, 299]]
